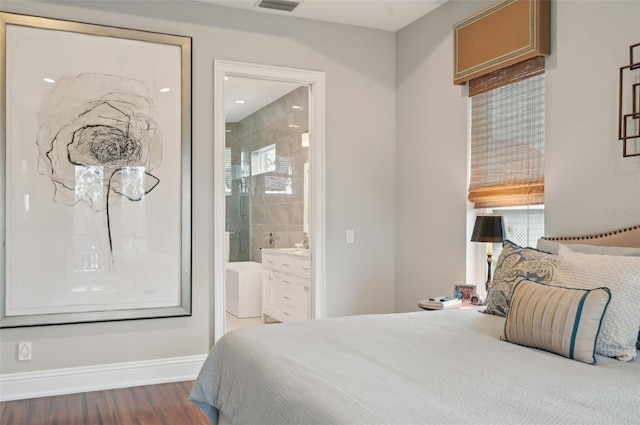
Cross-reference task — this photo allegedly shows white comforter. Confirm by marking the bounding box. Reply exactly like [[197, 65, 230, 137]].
[[190, 309, 640, 424]]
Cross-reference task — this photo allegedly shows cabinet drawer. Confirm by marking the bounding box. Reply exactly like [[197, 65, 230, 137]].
[[293, 259, 310, 278], [261, 252, 279, 271], [263, 253, 309, 278], [274, 274, 302, 303], [273, 273, 309, 321]]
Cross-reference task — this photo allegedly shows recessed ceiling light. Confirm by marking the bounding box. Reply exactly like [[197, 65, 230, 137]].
[[224, 76, 229, 81], [235, 100, 246, 104], [43, 78, 55, 83], [292, 105, 303, 110], [160, 88, 170, 93], [289, 124, 299, 128]]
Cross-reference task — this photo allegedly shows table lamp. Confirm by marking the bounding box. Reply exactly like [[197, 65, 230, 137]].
[[471, 214, 506, 294]]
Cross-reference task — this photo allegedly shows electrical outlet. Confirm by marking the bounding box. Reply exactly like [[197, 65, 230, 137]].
[[18, 342, 32, 361]]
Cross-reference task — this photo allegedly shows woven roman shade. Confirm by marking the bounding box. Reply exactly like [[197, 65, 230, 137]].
[[468, 57, 545, 208]]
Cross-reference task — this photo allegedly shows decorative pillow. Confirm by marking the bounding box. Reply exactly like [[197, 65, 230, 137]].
[[536, 239, 640, 257], [502, 279, 611, 364], [556, 246, 640, 361], [483, 241, 558, 317]]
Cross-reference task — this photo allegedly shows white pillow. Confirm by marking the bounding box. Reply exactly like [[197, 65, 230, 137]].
[[557, 246, 640, 361], [537, 239, 640, 256]]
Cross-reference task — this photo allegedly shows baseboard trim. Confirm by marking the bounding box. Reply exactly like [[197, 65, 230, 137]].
[[0, 354, 207, 402]]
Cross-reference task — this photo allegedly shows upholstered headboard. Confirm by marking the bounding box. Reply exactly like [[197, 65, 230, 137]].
[[541, 224, 640, 248]]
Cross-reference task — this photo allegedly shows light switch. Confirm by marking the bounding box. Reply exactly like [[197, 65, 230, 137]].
[[346, 229, 355, 244]]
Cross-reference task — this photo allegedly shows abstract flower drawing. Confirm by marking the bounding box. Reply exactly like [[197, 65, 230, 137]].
[[36, 73, 162, 263]]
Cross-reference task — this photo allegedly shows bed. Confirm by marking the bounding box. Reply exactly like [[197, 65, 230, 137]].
[[190, 225, 640, 424]]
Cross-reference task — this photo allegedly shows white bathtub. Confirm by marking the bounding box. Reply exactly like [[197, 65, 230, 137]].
[[225, 261, 264, 318]]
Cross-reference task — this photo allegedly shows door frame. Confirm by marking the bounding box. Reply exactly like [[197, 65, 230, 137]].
[[212, 60, 326, 343]]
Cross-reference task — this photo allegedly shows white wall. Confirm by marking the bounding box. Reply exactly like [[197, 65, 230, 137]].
[[395, 0, 640, 312], [545, 0, 640, 235], [0, 0, 396, 375], [395, 1, 492, 312]]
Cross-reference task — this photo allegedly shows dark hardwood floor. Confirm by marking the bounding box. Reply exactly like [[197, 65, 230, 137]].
[[0, 381, 210, 425]]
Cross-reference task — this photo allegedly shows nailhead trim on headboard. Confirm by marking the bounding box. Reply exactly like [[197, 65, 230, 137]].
[[541, 225, 640, 242]]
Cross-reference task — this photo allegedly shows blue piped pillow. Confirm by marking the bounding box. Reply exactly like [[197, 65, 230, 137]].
[[502, 279, 611, 364]]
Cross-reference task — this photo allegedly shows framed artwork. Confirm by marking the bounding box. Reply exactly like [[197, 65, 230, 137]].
[[618, 42, 640, 157], [0, 13, 192, 327]]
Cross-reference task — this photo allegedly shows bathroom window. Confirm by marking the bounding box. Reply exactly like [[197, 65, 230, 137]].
[[251, 144, 276, 176], [251, 144, 293, 194], [265, 154, 293, 194]]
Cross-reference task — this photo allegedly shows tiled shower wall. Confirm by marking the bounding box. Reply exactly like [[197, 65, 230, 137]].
[[226, 86, 309, 262]]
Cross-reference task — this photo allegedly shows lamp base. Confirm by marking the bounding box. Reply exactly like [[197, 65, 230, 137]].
[[485, 253, 493, 295]]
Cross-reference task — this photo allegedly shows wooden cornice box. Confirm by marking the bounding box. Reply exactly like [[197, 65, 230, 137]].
[[453, 0, 551, 85]]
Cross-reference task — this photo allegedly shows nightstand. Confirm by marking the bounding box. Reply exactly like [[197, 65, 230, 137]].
[[418, 301, 480, 311]]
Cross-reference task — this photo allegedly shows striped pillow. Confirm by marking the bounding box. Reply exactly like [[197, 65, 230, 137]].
[[502, 279, 611, 364]]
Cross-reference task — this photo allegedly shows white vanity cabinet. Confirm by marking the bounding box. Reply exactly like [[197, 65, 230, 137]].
[[262, 249, 310, 323]]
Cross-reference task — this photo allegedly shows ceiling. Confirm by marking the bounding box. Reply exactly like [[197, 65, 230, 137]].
[[225, 76, 302, 123], [199, 0, 448, 32], [217, 0, 448, 122]]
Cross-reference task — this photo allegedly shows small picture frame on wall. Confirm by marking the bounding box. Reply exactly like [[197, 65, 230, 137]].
[[453, 284, 477, 301]]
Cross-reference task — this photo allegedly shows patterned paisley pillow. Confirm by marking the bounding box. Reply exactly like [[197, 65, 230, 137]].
[[483, 240, 559, 317]]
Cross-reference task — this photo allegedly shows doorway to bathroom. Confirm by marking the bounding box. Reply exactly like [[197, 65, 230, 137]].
[[225, 80, 307, 263], [213, 61, 326, 342]]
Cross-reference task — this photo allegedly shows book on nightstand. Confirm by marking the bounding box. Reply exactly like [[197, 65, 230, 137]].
[[418, 297, 462, 310]]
